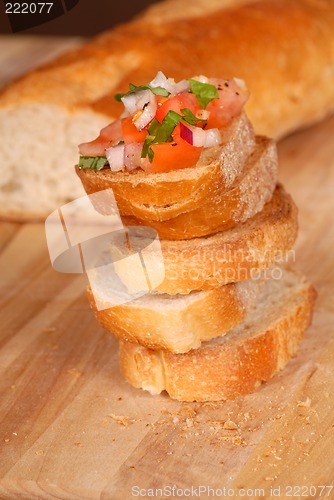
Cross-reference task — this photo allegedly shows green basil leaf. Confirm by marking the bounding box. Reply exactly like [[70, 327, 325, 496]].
[[141, 136, 154, 159], [147, 147, 155, 162], [148, 118, 160, 136], [181, 107, 206, 126], [141, 111, 183, 162], [78, 156, 108, 170], [154, 110, 182, 143], [115, 83, 170, 102], [189, 79, 219, 108]]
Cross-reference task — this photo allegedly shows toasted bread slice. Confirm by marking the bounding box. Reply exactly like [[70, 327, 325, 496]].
[[76, 113, 255, 215], [119, 267, 316, 401], [110, 184, 298, 294], [86, 277, 264, 353], [121, 136, 277, 239]]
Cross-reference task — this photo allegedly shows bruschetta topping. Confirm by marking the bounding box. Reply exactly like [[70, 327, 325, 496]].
[[78, 72, 249, 173]]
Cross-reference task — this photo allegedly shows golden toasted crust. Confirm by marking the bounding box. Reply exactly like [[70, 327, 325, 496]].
[[120, 137, 277, 239], [110, 184, 298, 294], [86, 278, 264, 353], [119, 269, 316, 401]]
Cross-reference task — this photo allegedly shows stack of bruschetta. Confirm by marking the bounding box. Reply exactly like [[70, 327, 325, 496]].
[[76, 73, 316, 401]]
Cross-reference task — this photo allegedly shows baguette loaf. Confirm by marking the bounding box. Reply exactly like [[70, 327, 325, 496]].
[[119, 267, 316, 401], [1, 0, 334, 218], [110, 184, 298, 295], [86, 277, 264, 353]]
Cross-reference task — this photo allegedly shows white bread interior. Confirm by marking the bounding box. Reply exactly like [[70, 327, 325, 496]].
[[87, 276, 265, 353]]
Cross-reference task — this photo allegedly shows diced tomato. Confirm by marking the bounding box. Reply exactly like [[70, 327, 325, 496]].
[[141, 128, 202, 173], [206, 79, 250, 128], [79, 119, 122, 156], [155, 93, 201, 123], [121, 116, 148, 145]]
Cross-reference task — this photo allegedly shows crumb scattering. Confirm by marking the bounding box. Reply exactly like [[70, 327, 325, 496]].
[[223, 420, 238, 430], [109, 413, 135, 426], [297, 397, 311, 408]]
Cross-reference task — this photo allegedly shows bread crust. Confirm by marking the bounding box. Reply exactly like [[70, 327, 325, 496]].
[[119, 269, 316, 401], [120, 137, 277, 239], [86, 278, 264, 353], [110, 184, 297, 294]]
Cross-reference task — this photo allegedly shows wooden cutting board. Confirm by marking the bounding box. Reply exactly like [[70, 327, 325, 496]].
[[0, 39, 334, 500]]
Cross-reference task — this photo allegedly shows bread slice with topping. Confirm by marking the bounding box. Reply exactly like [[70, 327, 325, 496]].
[[76, 113, 277, 240], [86, 276, 264, 353], [76, 112, 255, 212], [119, 267, 316, 401]]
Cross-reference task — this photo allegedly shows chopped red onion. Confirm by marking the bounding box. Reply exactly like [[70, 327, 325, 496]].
[[149, 71, 175, 94], [180, 122, 222, 148], [196, 109, 210, 121], [192, 127, 207, 147], [121, 89, 151, 115], [106, 144, 125, 172], [173, 79, 190, 94], [203, 128, 222, 147], [150, 71, 190, 96], [133, 97, 157, 130], [124, 143, 143, 170], [180, 122, 193, 145]]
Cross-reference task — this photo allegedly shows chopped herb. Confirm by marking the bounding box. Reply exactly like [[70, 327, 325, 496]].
[[181, 107, 206, 126], [141, 110, 183, 162], [155, 111, 182, 143], [78, 156, 108, 170], [147, 146, 155, 162], [115, 83, 170, 102], [148, 118, 161, 136], [189, 79, 219, 108], [141, 133, 156, 162], [141, 106, 209, 162]]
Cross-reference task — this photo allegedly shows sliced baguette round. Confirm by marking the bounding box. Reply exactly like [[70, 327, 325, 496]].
[[121, 136, 277, 239], [110, 184, 298, 294], [119, 267, 316, 401], [86, 277, 264, 353]]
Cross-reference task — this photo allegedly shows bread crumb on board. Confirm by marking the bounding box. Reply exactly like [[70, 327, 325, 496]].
[[297, 397, 312, 408], [109, 413, 135, 427]]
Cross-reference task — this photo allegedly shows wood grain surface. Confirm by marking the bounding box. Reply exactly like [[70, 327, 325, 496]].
[[0, 37, 334, 500]]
